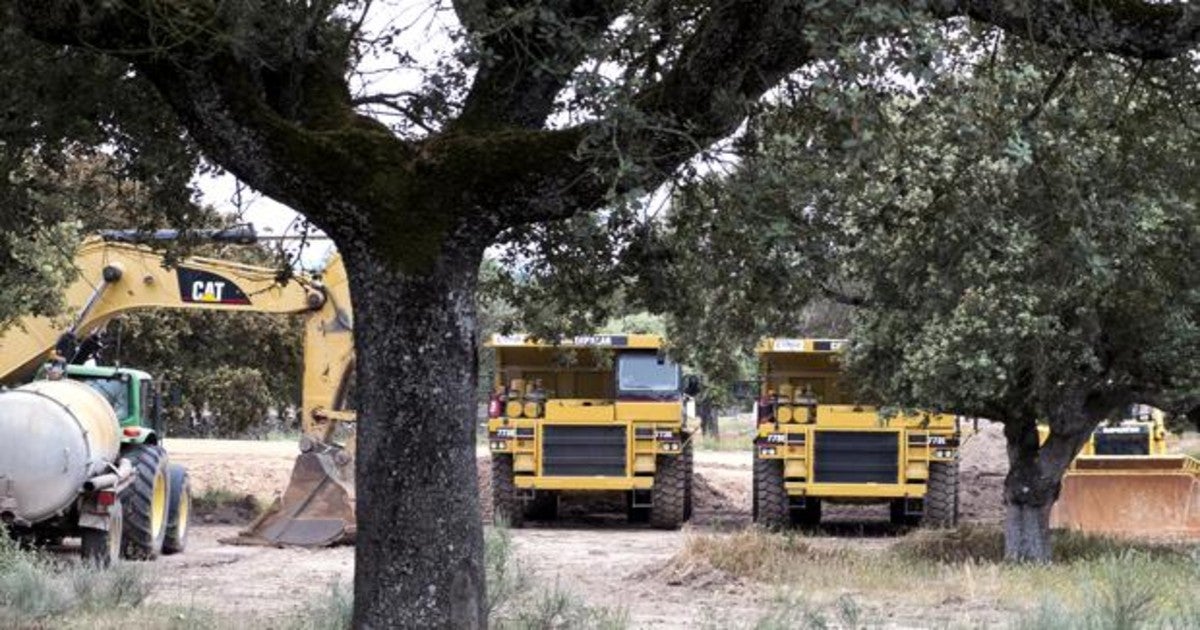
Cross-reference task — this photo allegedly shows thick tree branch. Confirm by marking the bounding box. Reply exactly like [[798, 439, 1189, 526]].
[[454, 0, 626, 130]]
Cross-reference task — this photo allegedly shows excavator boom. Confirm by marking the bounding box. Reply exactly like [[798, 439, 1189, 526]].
[[0, 231, 358, 547]]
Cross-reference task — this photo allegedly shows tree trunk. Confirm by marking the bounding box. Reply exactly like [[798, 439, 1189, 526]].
[[699, 399, 718, 436], [346, 243, 487, 629], [1002, 419, 1090, 563]]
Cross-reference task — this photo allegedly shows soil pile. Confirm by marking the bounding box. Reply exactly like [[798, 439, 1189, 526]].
[[196, 494, 263, 525], [958, 419, 1008, 524]]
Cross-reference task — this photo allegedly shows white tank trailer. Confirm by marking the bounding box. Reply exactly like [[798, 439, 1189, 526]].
[[0, 380, 134, 560]]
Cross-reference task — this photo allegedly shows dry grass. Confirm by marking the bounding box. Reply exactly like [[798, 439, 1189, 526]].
[[663, 525, 1200, 627]]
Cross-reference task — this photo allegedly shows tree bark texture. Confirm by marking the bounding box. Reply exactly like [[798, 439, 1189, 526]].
[[345, 241, 488, 629], [1002, 419, 1091, 562]]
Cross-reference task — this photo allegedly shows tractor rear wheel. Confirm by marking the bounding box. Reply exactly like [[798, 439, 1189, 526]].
[[650, 452, 687, 529], [163, 464, 192, 555], [754, 457, 789, 529], [491, 455, 524, 528], [922, 461, 960, 527], [81, 499, 123, 567], [120, 445, 170, 560]]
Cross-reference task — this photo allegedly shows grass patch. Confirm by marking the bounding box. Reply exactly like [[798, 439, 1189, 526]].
[[894, 524, 1194, 564], [0, 526, 157, 627], [669, 526, 1200, 627]]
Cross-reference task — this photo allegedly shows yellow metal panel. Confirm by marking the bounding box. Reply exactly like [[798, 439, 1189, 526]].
[[514, 453, 535, 472], [543, 400, 616, 422], [487, 333, 664, 349], [616, 402, 681, 422], [784, 459, 808, 479], [906, 462, 928, 481], [516, 477, 653, 491], [788, 482, 926, 499], [634, 454, 656, 473]]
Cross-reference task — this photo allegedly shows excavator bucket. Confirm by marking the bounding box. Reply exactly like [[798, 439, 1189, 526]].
[[226, 438, 356, 547], [1051, 456, 1200, 540]]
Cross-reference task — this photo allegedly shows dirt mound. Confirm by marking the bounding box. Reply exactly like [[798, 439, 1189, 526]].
[[196, 494, 262, 525], [958, 420, 1008, 524], [692, 472, 730, 511]]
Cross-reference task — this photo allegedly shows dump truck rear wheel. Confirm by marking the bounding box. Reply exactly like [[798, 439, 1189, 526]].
[[163, 464, 191, 555], [889, 499, 920, 527], [650, 453, 687, 529], [81, 499, 123, 567], [120, 445, 170, 560], [754, 458, 789, 529], [491, 455, 524, 528], [525, 491, 558, 522], [922, 461, 959, 527], [791, 497, 822, 528]]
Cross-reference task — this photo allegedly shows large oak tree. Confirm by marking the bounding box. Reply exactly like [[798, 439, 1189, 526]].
[[3, 0, 1199, 626]]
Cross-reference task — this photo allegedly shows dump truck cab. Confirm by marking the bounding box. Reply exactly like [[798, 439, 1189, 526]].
[[752, 338, 961, 528], [486, 334, 695, 529]]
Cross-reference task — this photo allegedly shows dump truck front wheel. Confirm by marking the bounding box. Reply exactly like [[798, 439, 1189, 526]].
[[650, 448, 689, 529], [121, 445, 170, 560], [163, 463, 192, 555], [81, 499, 123, 567], [922, 461, 960, 527], [754, 458, 788, 529], [491, 455, 524, 528]]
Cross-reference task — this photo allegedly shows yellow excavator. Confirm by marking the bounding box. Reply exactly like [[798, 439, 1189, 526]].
[[0, 227, 358, 546], [1050, 406, 1200, 539]]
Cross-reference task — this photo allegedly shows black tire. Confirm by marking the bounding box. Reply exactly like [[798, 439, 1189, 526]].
[[81, 498, 123, 567], [491, 455, 524, 528], [791, 497, 822, 528], [120, 445, 170, 560], [525, 491, 558, 522], [163, 463, 191, 555], [922, 461, 960, 528], [650, 452, 687, 530], [682, 437, 694, 521], [751, 452, 760, 522], [754, 457, 788, 529]]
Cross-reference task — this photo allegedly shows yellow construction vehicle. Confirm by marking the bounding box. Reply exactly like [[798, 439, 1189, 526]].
[[752, 338, 961, 528], [1050, 407, 1200, 539], [485, 334, 698, 528], [0, 228, 357, 547]]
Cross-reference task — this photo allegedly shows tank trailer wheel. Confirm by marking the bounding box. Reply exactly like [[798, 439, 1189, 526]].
[[921, 461, 960, 528], [491, 455, 525, 528], [163, 463, 192, 555], [754, 457, 789, 529], [120, 445, 170, 560], [650, 450, 688, 530], [81, 498, 124, 567]]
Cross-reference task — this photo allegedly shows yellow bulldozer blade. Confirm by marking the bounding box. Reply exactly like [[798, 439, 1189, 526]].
[[225, 438, 356, 547], [1051, 455, 1200, 540]]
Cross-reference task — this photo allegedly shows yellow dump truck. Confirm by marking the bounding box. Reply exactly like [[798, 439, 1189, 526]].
[[486, 334, 697, 529], [752, 338, 961, 528], [1051, 407, 1200, 539]]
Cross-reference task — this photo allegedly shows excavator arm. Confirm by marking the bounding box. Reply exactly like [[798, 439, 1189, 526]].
[[0, 230, 359, 546]]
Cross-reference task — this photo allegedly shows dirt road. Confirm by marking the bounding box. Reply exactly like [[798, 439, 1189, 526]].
[[154, 437, 1007, 627]]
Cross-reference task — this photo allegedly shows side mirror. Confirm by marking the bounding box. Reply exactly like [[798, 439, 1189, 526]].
[[682, 374, 702, 397]]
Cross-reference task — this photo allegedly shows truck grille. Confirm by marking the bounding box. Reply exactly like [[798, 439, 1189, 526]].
[[813, 431, 899, 483], [1093, 432, 1150, 455], [542, 426, 626, 476]]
